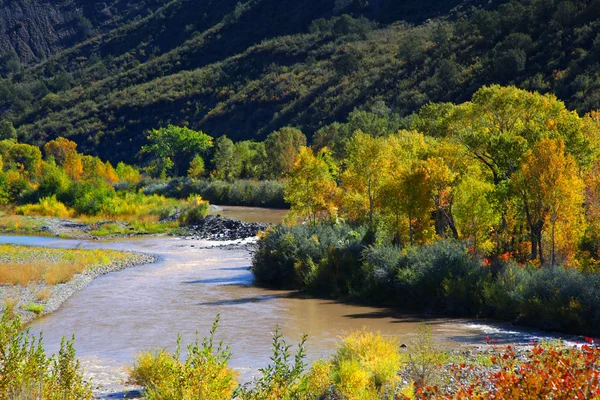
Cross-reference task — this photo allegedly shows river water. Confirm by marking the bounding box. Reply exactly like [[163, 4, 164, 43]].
[[0, 209, 581, 395]]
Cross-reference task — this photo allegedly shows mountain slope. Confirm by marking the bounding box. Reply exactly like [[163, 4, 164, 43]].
[[1, 0, 600, 164]]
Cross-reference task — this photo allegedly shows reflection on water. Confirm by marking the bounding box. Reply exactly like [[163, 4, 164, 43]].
[[0, 234, 583, 382]]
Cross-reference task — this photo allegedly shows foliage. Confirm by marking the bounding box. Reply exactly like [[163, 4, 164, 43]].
[[0, 309, 92, 399], [285, 147, 339, 225], [235, 329, 308, 400], [129, 316, 238, 400], [442, 341, 600, 400], [178, 195, 209, 226], [143, 178, 287, 208], [142, 125, 213, 177], [331, 329, 402, 398]]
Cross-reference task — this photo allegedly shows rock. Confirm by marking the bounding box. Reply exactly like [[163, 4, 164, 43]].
[[181, 215, 267, 241]]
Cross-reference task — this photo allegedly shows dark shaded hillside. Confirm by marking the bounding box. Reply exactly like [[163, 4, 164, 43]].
[[0, 0, 167, 67], [1, 0, 600, 165]]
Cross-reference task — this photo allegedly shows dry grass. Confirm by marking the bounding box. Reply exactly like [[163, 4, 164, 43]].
[[35, 288, 52, 302], [0, 245, 136, 287]]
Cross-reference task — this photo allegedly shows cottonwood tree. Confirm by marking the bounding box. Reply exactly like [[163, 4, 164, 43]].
[[264, 127, 307, 178], [514, 138, 584, 265], [285, 147, 339, 226], [341, 131, 390, 237], [142, 125, 213, 177]]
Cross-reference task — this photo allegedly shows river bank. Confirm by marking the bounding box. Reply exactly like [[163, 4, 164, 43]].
[[0, 247, 157, 324]]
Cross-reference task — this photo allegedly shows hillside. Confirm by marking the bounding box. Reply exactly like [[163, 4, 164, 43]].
[[1, 0, 600, 163]]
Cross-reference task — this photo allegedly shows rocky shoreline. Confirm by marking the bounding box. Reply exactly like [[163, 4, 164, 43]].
[[0, 252, 157, 324]]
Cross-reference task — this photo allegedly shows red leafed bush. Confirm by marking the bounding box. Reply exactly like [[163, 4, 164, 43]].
[[412, 341, 600, 399]]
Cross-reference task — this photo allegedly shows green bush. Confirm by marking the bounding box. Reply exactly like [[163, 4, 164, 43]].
[[253, 227, 600, 336], [0, 308, 92, 399], [252, 223, 366, 291]]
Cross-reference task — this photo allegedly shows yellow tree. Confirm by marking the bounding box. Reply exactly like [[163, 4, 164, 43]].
[[284, 147, 339, 226], [514, 138, 585, 265], [341, 132, 390, 234], [44, 137, 83, 179], [398, 164, 433, 246], [379, 132, 428, 245], [453, 174, 500, 253]]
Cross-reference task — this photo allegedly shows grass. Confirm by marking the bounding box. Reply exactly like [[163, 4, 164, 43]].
[[0, 244, 138, 286], [24, 302, 44, 315], [0, 214, 43, 235]]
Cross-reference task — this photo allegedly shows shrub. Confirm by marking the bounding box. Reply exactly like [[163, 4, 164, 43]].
[[445, 341, 600, 399], [16, 196, 74, 218], [142, 178, 287, 208], [0, 309, 92, 399], [178, 195, 209, 226], [252, 223, 366, 290], [235, 330, 308, 400], [129, 316, 237, 400], [332, 329, 402, 397]]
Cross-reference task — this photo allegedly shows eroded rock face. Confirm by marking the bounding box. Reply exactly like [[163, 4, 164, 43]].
[[183, 215, 268, 241]]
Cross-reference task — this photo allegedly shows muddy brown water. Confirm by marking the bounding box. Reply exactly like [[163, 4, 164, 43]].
[[0, 211, 582, 395]]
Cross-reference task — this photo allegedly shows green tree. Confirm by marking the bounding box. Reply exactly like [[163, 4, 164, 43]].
[[0, 121, 16, 140], [142, 125, 213, 177], [264, 127, 307, 178], [453, 174, 500, 253], [212, 135, 241, 181]]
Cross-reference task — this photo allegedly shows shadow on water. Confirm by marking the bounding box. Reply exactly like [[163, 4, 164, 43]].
[[196, 293, 293, 307], [183, 274, 250, 285]]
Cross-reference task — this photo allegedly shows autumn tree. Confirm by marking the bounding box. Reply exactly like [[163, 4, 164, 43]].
[[264, 127, 307, 178], [341, 131, 390, 236], [142, 125, 213, 177], [379, 132, 429, 245], [285, 147, 339, 226], [187, 155, 205, 179], [453, 175, 500, 253], [44, 137, 83, 179], [446, 85, 592, 184], [514, 138, 584, 265]]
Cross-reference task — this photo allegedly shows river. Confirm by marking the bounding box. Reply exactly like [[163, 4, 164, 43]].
[[0, 209, 581, 396]]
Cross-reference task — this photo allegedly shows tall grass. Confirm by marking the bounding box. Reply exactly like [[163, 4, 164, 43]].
[[0, 245, 136, 286]]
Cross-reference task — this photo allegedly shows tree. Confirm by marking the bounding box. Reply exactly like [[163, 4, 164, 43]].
[[0, 121, 16, 140], [446, 85, 593, 184], [453, 175, 500, 253], [142, 125, 213, 177], [514, 138, 584, 265], [285, 147, 339, 226], [398, 165, 433, 246], [341, 132, 390, 236], [44, 137, 78, 166], [264, 127, 307, 178], [188, 155, 205, 179], [212, 136, 241, 181], [379, 132, 429, 245]]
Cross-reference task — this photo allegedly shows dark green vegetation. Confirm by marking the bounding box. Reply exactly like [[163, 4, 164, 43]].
[[142, 178, 286, 208], [253, 224, 600, 336], [1, 0, 600, 164]]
